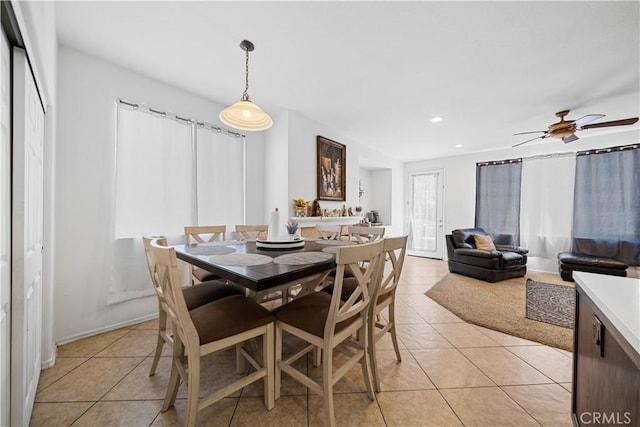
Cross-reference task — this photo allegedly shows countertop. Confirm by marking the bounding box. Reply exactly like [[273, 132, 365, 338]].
[[574, 272, 640, 353]]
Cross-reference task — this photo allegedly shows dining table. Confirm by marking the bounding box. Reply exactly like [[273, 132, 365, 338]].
[[173, 238, 356, 302]]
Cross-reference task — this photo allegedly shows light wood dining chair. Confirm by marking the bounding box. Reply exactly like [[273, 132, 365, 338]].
[[367, 235, 408, 391], [184, 225, 226, 283], [347, 225, 385, 243], [316, 224, 345, 240], [273, 240, 386, 427], [142, 236, 244, 377], [235, 224, 268, 240], [150, 239, 276, 427]]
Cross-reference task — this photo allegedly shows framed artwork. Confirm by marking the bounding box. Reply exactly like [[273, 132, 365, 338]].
[[317, 136, 346, 201]]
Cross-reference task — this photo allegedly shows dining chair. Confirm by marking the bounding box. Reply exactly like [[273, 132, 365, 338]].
[[316, 224, 345, 240], [150, 239, 276, 427], [367, 235, 408, 391], [347, 225, 385, 243], [235, 224, 268, 240], [142, 236, 245, 377], [184, 225, 226, 283], [273, 240, 386, 427]]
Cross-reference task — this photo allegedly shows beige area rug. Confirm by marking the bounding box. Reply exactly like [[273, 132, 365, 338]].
[[425, 272, 574, 351]]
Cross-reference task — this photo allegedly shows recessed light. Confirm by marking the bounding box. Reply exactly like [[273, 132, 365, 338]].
[[455, 144, 464, 148], [430, 117, 443, 123]]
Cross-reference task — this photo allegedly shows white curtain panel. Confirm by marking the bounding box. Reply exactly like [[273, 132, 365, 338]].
[[520, 155, 576, 258], [109, 107, 192, 304], [196, 128, 244, 230], [115, 108, 192, 238], [108, 106, 245, 304]]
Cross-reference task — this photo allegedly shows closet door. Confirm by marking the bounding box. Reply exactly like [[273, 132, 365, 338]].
[[11, 47, 44, 427], [0, 28, 11, 427]]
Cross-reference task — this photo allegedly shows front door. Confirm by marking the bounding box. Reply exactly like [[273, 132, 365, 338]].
[[407, 170, 444, 259], [11, 47, 45, 427]]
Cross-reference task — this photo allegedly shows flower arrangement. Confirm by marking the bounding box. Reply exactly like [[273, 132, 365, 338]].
[[292, 198, 308, 209], [285, 220, 299, 235]]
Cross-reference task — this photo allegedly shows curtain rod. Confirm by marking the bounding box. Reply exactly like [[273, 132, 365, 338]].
[[477, 143, 638, 166], [117, 98, 245, 138], [521, 151, 576, 161], [577, 143, 638, 156], [476, 158, 522, 167]]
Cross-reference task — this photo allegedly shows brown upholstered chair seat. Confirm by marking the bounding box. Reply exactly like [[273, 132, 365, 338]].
[[191, 267, 223, 283], [273, 292, 358, 338], [322, 277, 390, 305], [190, 295, 275, 345], [182, 280, 245, 311]]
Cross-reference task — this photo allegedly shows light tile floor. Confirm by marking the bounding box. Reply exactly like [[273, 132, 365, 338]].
[[31, 257, 574, 426]]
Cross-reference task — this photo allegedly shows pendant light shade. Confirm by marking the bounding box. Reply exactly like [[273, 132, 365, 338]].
[[219, 40, 273, 131], [219, 100, 273, 131]]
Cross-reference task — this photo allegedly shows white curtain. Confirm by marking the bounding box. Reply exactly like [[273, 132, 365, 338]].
[[115, 108, 193, 238], [108, 104, 244, 304], [520, 155, 575, 258], [196, 128, 244, 229]]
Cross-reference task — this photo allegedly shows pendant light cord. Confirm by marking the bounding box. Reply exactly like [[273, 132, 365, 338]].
[[242, 48, 251, 102]]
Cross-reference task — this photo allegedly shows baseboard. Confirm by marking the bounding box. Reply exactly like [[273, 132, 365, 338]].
[[41, 344, 57, 369], [55, 312, 158, 347]]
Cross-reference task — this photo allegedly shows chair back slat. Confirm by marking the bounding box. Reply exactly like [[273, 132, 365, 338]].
[[373, 235, 408, 302], [328, 240, 385, 334], [185, 225, 226, 244], [150, 239, 199, 350], [142, 235, 167, 287], [235, 224, 268, 240], [316, 224, 346, 240], [347, 226, 385, 244]]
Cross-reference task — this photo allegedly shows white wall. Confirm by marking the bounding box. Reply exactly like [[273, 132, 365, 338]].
[[405, 129, 640, 271], [286, 111, 404, 234], [358, 169, 371, 212], [54, 46, 264, 342], [370, 169, 392, 226], [263, 110, 290, 234], [13, 1, 58, 366]]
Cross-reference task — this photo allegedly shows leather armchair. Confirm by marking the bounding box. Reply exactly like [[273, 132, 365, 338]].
[[445, 228, 528, 283]]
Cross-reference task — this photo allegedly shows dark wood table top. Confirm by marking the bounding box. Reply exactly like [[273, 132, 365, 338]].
[[173, 240, 343, 292]]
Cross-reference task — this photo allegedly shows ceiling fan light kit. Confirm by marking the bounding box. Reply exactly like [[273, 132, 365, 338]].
[[512, 110, 639, 147], [219, 39, 273, 132]]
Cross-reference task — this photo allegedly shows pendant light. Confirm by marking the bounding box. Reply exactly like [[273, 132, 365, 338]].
[[219, 40, 273, 131]]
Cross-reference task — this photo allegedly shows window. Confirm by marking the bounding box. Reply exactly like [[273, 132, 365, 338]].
[[114, 101, 245, 238], [109, 100, 245, 304]]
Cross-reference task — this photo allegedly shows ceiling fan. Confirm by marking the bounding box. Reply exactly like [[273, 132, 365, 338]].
[[512, 110, 639, 147]]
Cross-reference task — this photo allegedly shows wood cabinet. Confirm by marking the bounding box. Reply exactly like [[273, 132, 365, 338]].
[[572, 273, 639, 427]]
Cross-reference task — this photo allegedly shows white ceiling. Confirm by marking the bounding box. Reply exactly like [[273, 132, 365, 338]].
[[54, 1, 640, 162]]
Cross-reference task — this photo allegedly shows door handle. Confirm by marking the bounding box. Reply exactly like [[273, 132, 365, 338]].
[[592, 314, 604, 358]]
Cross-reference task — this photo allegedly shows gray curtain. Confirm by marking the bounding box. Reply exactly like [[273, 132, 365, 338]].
[[572, 145, 640, 265], [475, 159, 522, 245]]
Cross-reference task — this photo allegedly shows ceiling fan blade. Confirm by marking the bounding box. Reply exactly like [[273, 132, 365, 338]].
[[563, 134, 579, 143], [580, 117, 639, 130], [512, 134, 548, 148], [512, 130, 547, 136], [573, 114, 605, 127]]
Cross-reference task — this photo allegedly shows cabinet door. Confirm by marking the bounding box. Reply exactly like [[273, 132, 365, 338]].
[[573, 293, 639, 426]]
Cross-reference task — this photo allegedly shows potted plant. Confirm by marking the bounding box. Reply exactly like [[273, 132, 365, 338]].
[[285, 220, 299, 239], [292, 199, 308, 217]]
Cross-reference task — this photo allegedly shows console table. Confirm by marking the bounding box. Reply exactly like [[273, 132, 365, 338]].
[[572, 272, 639, 426], [292, 216, 364, 238]]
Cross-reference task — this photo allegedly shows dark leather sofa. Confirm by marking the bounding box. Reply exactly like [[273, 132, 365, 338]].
[[558, 252, 628, 281], [445, 228, 528, 283], [558, 237, 631, 281]]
